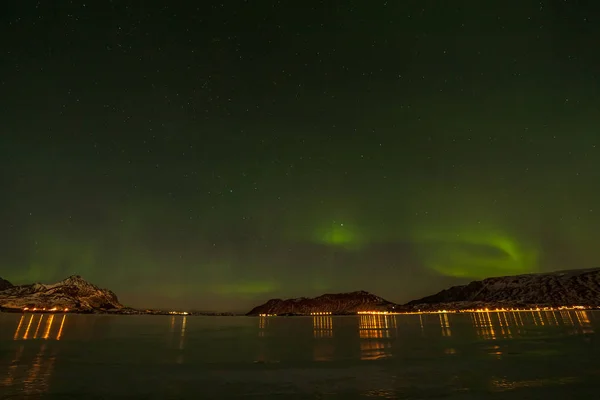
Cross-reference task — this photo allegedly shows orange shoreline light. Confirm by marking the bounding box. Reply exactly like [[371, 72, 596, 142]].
[[168, 311, 189, 315], [22, 307, 70, 313], [359, 305, 594, 315]]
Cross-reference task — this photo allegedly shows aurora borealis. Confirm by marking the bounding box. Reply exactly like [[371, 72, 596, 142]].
[[1, 1, 599, 311]]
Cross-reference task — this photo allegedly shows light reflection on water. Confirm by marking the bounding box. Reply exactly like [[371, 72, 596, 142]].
[[313, 315, 333, 338], [12, 313, 67, 342], [22, 343, 57, 396], [0, 310, 598, 398], [312, 316, 335, 361], [358, 314, 395, 360], [3, 313, 66, 396]]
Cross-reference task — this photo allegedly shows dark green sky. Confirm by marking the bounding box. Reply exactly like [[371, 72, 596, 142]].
[[1, 1, 599, 311]]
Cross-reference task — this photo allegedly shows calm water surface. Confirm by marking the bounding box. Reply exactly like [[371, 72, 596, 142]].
[[1, 311, 599, 399]]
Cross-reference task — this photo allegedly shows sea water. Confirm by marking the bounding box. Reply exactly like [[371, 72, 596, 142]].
[[1, 311, 599, 399]]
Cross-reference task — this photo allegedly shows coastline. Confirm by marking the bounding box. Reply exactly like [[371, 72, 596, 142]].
[[4, 305, 598, 317], [0, 307, 242, 316]]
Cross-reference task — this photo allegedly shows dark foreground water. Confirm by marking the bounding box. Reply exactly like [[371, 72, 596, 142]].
[[1, 311, 599, 399]]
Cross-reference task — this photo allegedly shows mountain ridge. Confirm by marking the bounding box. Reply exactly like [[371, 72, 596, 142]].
[[406, 267, 600, 310], [4, 268, 600, 315], [0, 277, 12, 291], [0, 275, 123, 312], [247, 268, 600, 314], [246, 290, 398, 315]]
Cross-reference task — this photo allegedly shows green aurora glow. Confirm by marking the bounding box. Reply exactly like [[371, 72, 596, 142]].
[[412, 231, 538, 279]]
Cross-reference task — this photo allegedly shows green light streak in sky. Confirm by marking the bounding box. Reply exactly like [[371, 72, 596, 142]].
[[412, 229, 538, 279], [213, 281, 278, 295], [13, 231, 98, 284], [313, 220, 364, 250]]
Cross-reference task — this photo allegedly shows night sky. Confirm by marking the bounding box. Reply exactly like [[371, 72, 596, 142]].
[[1, 1, 599, 311]]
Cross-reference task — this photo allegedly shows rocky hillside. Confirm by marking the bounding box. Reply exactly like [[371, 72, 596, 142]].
[[247, 291, 398, 315], [407, 268, 600, 309], [0, 275, 123, 312]]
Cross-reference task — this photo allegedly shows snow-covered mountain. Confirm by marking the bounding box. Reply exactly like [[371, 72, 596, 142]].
[[247, 291, 398, 315], [0, 275, 123, 312], [407, 268, 600, 310]]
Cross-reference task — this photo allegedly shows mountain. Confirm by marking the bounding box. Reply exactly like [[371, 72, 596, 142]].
[[407, 268, 600, 310], [247, 291, 398, 315], [0, 277, 13, 291], [0, 275, 123, 312]]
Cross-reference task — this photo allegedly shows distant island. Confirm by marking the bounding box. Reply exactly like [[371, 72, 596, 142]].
[[2, 268, 600, 315], [246, 291, 398, 316]]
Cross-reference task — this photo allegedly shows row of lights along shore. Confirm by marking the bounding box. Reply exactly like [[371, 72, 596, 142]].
[[355, 306, 592, 315], [22, 307, 69, 312], [258, 305, 593, 317], [20, 305, 593, 316]]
